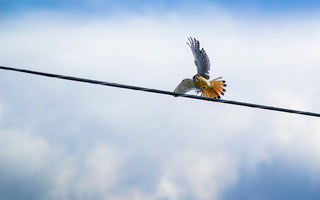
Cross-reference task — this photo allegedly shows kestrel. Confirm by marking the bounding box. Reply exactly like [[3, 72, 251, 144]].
[[174, 37, 226, 98]]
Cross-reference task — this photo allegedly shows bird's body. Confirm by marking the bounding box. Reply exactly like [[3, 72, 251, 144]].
[[193, 74, 226, 98], [174, 37, 226, 98], [194, 75, 211, 88]]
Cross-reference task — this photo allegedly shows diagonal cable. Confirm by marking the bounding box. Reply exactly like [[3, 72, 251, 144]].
[[0, 65, 319, 118]]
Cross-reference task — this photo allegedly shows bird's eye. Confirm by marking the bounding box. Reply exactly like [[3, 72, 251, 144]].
[[193, 75, 200, 80]]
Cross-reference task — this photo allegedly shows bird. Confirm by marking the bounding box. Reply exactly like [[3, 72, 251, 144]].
[[174, 37, 226, 98]]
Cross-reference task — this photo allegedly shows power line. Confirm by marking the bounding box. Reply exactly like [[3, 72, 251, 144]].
[[1, 65, 319, 118]]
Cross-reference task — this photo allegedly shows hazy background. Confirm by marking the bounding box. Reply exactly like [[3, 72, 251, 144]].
[[1, 1, 320, 199]]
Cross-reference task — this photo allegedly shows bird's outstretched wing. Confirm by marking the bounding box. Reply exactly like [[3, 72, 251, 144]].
[[174, 78, 202, 94], [187, 37, 210, 79]]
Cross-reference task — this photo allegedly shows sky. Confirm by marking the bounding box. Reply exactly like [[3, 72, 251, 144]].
[[0, 0, 320, 200]]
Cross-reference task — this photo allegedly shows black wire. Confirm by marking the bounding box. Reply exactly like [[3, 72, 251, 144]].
[[1, 65, 319, 118]]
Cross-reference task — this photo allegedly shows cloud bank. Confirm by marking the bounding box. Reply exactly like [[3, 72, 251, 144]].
[[0, 8, 320, 200]]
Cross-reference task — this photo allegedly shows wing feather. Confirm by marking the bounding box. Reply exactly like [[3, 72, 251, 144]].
[[187, 37, 210, 79], [174, 79, 202, 94]]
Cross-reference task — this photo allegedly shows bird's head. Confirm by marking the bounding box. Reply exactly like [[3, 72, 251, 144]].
[[193, 74, 206, 82], [193, 74, 200, 81]]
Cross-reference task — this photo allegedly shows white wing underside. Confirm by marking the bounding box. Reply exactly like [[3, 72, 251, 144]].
[[174, 78, 202, 94], [187, 37, 211, 79]]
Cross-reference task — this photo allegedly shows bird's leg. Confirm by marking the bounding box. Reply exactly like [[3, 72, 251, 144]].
[[214, 77, 222, 80], [195, 90, 202, 96]]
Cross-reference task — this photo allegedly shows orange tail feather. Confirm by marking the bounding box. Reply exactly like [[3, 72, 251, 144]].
[[202, 79, 227, 98]]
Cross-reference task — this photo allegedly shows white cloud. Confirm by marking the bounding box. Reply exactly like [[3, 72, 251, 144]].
[[157, 151, 237, 200], [272, 115, 320, 173], [0, 129, 49, 175], [75, 145, 122, 198], [0, 128, 124, 200]]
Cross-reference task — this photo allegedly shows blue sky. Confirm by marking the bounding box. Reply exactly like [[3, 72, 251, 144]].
[[1, 1, 320, 200], [1, 0, 320, 14]]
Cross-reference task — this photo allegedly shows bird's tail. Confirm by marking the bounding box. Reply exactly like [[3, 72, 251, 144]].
[[202, 79, 227, 98]]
